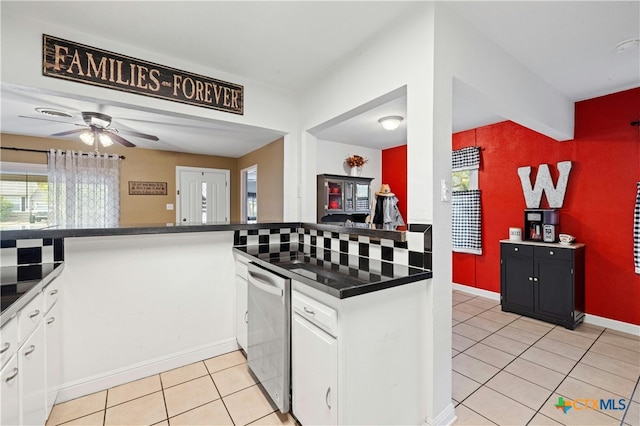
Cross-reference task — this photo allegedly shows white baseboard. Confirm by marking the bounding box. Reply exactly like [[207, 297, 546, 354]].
[[452, 283, 640, 337], [584, 313, 640, 337], [452, 283, 500, 301], [426, 402, 457, 426], [56, 338, 240, 404]]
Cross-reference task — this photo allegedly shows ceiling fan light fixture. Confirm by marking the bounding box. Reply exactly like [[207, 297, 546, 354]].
[[378, 115, 403, 131], [79, 130, 94, 145], [99, 132, 113, 147]]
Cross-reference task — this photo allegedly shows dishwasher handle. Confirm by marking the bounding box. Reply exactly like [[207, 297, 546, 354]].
[[248, 271, 284, 297]]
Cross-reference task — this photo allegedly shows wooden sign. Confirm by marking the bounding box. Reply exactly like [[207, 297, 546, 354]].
[[128, 181, 167, 195], [43, 34, 243, 115]]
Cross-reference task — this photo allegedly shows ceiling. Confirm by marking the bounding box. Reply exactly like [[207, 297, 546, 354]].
[[1, 1, 638, 156]]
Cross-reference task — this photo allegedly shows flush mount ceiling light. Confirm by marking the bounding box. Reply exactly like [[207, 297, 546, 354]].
[[378, 115, 404, 131], [616, 38, 640, 53]]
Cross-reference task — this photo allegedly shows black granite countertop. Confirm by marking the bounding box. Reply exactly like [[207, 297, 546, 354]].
[[1, 262, 64, 326], [0, 221, 301, 240], [234, 244, 431, 299]]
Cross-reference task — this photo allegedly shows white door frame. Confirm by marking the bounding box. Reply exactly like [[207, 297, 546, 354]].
[[240, 164, 258, 223], [176, 166, 230, 224]]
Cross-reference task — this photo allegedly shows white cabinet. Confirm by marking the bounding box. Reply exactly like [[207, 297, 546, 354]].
[[1, 317, 18, 368], [1, 354, 20, 425], [291, 279, 428, 425], [234, 257, 249, 352], [292, 312, 337, 425], [20, 322, 46, 425], [45, 299, 62, 414]]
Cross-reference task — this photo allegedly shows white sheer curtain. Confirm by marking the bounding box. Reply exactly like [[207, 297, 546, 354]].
[[48, 149, 120, 228]]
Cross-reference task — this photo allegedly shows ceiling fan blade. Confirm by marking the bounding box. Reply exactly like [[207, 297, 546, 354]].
[[114, 128, 159, 141], [51, 129, 85, 137], [19, 115, 84, 126], [107, 131, 136, 148]]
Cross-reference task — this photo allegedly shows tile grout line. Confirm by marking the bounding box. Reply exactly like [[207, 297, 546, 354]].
[[620, 375, 640, 426], [454, 291, 639, 426], [208, 372, 237, 425], [455, 303, 561, 424]]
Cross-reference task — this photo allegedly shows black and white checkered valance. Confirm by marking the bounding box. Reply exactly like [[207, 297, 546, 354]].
[[452, 147, 480, 171], [452, 189, 482, 255], [635, 182, 639, 274]]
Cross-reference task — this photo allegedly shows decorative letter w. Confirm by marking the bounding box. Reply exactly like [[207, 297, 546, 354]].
[[517, 161, 572, 208]]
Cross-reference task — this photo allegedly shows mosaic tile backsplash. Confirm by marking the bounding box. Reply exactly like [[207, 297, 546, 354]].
[[233, 224, 432, 270], [0, 238, 65, 267]]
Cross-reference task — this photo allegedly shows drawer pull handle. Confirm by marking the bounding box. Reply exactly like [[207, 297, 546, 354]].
[[0, 342, 10, 354], [514, 247, 519, 252], [326, 387, 331, 409], [303, 306, 315, 315], [24, 345, 36, 356], [49, 289, 58, 296], [549, 251, 554, 255], [29, 310, 40, 319], [47, 317, 56, 325], [5, 368, 18, 383]]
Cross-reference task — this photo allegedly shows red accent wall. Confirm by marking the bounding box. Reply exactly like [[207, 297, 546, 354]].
[[381, 144, 408, 222], [452, 88, 640, 325]]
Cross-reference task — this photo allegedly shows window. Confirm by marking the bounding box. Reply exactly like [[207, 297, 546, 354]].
[[0, 162, 49, 229]]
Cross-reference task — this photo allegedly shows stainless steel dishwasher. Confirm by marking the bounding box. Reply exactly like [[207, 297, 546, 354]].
[[247, 262, 291, 413]]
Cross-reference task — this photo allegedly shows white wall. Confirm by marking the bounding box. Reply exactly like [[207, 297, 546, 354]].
[[316, 139, 382, 191], [59, 232, 237, 402], [0, 11, 297, 134]]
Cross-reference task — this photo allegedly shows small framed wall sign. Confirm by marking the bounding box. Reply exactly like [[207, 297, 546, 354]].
[[128, 181, 167, 195]]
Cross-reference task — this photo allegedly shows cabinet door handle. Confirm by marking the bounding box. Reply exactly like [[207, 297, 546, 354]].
[[303, 306, 315, 315], [24, 345, 36, 356], [549, 251, 554, 255], [0, 342, 10, 354], [326, 387, 331, 409], [533, 277, 539, 282], [5, 368, 18, 383], [245, 311, 248, 324], [49, 289, 58, 296], [29, 309, 40, 319], [47, 317, 56, 325], [528, 277, 533, 281], [514, 247, 519, 252]]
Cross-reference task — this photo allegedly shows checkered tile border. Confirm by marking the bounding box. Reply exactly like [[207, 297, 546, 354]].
[[0, 238, 64, 267], [234, 224, 432, 270]]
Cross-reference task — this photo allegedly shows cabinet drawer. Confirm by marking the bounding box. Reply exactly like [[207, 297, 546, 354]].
[[534, 246, 573, 261], [292, 291, 337, 337], [44, 276, 62, 313], [18, 292, 43, 344], [0, 317, 18, 368], [501, 243, 534, 257], [235, 260, 249, 280]]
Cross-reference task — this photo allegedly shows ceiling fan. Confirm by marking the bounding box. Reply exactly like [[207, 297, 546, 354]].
[[20, 111, 159, 148]]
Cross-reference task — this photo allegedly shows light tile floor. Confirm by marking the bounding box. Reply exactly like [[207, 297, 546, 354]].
[[45, 351, 297, 426], [46, 290, 640, 426], [452, 290, 640, 426]]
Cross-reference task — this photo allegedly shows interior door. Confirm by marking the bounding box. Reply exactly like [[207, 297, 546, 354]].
[[177, 168, 229, 224]]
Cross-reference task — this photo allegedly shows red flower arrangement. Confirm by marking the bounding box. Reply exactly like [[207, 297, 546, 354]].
[[345, 155, 368, 168]]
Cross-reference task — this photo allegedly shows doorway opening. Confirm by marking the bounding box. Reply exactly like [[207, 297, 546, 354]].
[[176, 166, 230, 224], [241, 165, 257, 223]]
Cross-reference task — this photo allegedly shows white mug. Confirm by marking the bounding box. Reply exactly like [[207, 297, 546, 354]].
[[509, 227, 522, 241]]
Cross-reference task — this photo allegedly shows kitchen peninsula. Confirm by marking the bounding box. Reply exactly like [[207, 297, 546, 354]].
[[1, 221, 432, 425]]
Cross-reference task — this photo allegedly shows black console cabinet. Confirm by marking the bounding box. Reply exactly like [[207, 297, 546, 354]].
[[500, 240, 585, 329]]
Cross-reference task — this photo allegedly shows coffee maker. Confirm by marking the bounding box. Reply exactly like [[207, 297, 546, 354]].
[[524, 209, 559, 242]]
